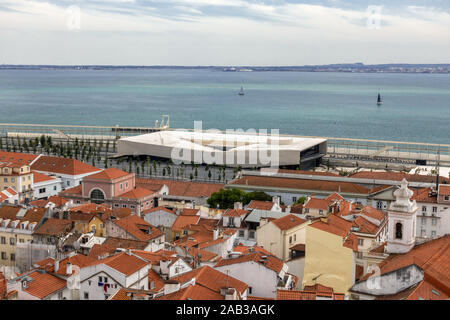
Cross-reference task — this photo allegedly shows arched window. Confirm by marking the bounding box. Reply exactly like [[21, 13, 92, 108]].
[[395, 223, 403, 239], [90, 189, 105, 204]]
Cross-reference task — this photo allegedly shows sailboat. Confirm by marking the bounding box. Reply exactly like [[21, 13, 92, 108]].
[[238, 85, 244, 96], [377, 93, 382, 105]]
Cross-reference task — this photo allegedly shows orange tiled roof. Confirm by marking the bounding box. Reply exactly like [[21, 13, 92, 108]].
[[272, 214, 307, 231], [69, 203, 112, 214], [33, 171, 57, 183], [276, 169, 340, 177], [60, 185, 82, 195], [358, 206, 386, 222], [325, 192, 345, 202], [214, 252, 284, 274], [32, 155, 100, 176], [0, 151, 38, 164], [230, 175, 370, 194], [247, 200, 275, 210], [86, 168, 131, 180], [361, 235, 450, 285], [233, 245, 273, 256], [33, 218, 73, 236], [112, 214, 163, 242], [110, 288, 131, 300], [276, 289, 316, 300], [87, 251, 149, 276], [0, 205, 22, 220], [155, 284, 224, 300], [116, 187, 154, 200], [412, 187, 437, 204], [170, 266, 248, 296], [438, 185, 450, 197], [22, 271, 66, 299], [172, 215, 200, 232], [223, 209, 249, 217], [136, 178, 224, 198], [148, 269, 165, 292], [349, 171, 450, 184], [180, 208, 200, 216], [353, 216, 380, 235], [304, 197, 329, 210]]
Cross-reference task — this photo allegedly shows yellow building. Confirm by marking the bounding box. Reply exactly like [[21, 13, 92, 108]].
[[302, 214, 358, 296], [88, 215, 107, 237], [0, 162, 33, 203], [0, 206, 46, 268], [257, 214, 310, 261]]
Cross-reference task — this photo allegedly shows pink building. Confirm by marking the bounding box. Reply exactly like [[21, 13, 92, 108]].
[[60, 168, 156, 216]]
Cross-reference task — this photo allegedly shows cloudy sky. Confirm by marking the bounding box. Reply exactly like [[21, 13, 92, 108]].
[[1, 0, 449, 65]]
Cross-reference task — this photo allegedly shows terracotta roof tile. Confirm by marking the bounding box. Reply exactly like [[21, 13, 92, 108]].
[[32, 155, 100, 176], [116, 187, 154, 199], [87, 252, 149, 276], [0, 151, 39, 164], [272, 214, 307, 231], [180, 208, 200, 216], [136, 178, 224, 198], [21, 271, 66, 299], [60, 185, 82, 195], [349, 171, 450, 184], [33, 218, 73, 236], [223, 209, 249, 217], [438, 185, 450, 197], [112, 215, 163, 242], [170, 266, 248, 296], [33, 171, 57, 183], [155, 284, 224, 300], [172, 215, 200, 232], [215, 252, 284, 274], [247, 200, 275, 210], [142, 206, 176, 216], [231, 175, 370, 194]]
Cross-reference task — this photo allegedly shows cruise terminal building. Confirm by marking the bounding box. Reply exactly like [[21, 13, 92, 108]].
[[116, 130, 327, 169]]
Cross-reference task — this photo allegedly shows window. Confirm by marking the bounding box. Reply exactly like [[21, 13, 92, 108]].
[[104, 277, 108, 283], [0, 237, 5, 244], [58, 292, 63, 300], [19, 239, 24, 243], [422, 206, 427, 212], [10, 253, 15, 261], [293, 234, 296, 242], [292, 197, 297, 203], [122, 204, 127, 208], [39, 188, 46, 194], [10, 237, 15, 245], [125, 182, 129, 188], [53, 186, 57, 191], [11, 178, 15, 183], [84, 292, 89, 300], [395, 223, 403, 240], [99, 276, 103, 283], [1, 252, 6, 260], [248, 287, 253, 294], [432, 207, 437, 213], [421, 217, 426, 225], [114, 204, 119, 208], [431, 231, 436, 237], [130, 205, 135, 209], [358, 239, 364, 246], [90, 189, 105, 203], [289, 236, 292, 244], [445, 196, 449, 201], [3, 178, 7, 183], [356, 252, 363, 259], [238, 230, 245, 237], [120, 183, 123, 190], [249, 230, 255, 239], [432, 218, 437, 226], [67, 181, 70, 186], [319, 210, 323, 215], [421, 229, 426, 237], [304, 208, 309, 214], [376, 201, 383, 210]]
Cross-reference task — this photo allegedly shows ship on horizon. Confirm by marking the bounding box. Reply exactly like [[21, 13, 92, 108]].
[[377, 93, 382, 105]]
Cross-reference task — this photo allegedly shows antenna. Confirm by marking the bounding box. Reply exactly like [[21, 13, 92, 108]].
[[436, 147, 440, 192]]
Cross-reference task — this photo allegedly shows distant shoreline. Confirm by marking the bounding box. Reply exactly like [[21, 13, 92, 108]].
[[1, 63, 450, 74]]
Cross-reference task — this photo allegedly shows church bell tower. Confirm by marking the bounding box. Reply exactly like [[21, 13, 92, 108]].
[[386, 179, 418, 254]]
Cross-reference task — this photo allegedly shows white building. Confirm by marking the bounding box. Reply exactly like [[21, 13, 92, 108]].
[[80, 251, 150, 300], [214, 252, 289, 299], [117, 130, 327, 168], [32, 171, 62, 200], [413, 185, 450, 239]]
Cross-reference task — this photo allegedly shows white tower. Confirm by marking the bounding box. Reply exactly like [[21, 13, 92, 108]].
[[386, 179, 417, 254]]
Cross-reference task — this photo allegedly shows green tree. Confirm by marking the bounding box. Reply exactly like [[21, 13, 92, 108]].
[[206, 188, 247, 209], [293, 196, 307, 206]]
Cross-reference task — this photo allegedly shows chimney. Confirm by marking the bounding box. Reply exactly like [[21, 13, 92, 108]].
[[54, 260, 59, 272], [233, 202, 243, 210], [349, 201, 352, 212], [66, 262, 73, 275], [272, 196, 280, 205], [213, 229, 219, 241]]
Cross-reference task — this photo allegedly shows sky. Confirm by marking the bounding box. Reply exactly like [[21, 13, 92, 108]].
[[0, 0, 449, 65]]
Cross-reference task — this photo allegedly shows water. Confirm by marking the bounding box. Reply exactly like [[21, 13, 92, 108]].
[[0, 69, 449, 144]]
